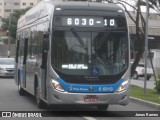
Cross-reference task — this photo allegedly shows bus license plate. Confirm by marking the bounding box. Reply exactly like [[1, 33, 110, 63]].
[[84, 95, 98, 102]]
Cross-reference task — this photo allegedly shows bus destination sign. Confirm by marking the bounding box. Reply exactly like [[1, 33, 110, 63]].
[[55, 16, 116, 27]]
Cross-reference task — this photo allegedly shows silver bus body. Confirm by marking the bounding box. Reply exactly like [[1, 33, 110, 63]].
[[15, 0, 130, 109]]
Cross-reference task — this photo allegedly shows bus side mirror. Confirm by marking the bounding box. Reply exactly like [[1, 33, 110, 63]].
[[43, 34, 49, 52]]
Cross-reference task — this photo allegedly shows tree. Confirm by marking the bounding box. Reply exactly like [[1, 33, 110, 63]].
[[1, 7, 31, 43]]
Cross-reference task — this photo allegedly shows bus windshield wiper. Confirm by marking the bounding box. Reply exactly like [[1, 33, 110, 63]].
[[70, 28, 87, 50]]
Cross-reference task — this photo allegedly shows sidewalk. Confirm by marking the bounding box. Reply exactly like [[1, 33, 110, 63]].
[[130, 77, 156, 89]]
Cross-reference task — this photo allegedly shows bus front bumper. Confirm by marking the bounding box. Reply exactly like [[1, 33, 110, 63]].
[[47, 85, 129, 106]]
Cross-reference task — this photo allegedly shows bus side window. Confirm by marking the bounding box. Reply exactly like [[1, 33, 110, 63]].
[[43, 34, 49, 52], [41, 34, 49, 69], [16, 40, 20, 63], [23, 38, 28, 64]]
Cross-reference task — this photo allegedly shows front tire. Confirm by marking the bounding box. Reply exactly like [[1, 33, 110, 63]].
[[35, 86, 46, 109], [18, 80, 26, 96]]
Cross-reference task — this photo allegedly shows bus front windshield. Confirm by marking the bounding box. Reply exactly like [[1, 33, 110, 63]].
[[51, 30, 128, 76]]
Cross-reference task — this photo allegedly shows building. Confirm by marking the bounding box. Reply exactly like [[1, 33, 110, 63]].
[[0, 0, 40, 52], [0, 0, 40, 18], [127, 11, 160, 53]]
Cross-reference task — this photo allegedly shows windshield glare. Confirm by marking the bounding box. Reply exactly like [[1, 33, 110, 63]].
[[51, 30, 128, 76]]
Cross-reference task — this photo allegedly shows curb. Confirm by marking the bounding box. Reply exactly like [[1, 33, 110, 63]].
[[130, 97, 160, 110]]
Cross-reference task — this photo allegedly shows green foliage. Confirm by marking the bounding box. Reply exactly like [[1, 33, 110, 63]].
[[155, 74, 160, 93], [130, 85, 160, 104], [1, 7, 31, 40]]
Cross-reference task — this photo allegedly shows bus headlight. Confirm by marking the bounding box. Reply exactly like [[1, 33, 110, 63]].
[[116, 80, 129, 92], [51, 79, 65, 92]]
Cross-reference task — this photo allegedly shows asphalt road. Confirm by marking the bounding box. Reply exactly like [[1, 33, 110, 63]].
[[0, 77, 159, 120]]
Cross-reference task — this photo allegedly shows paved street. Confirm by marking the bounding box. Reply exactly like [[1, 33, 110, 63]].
[[0, 77, 159, 120]]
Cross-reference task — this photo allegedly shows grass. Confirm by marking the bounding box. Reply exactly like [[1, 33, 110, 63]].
[[130, 85, 160, 104]]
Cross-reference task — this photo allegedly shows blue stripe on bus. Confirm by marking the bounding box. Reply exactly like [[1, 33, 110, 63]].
[[56, 78, 123, 93]]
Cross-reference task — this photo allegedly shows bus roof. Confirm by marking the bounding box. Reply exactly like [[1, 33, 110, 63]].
[[17, 1, 123, 29], [49, 1, 122, 11], [40, 0, 123, 10]]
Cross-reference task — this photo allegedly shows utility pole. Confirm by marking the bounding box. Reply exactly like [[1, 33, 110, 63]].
[[7, 0, 13, 58], [144, 0, 149, 96], [8, 15, 11, 58]]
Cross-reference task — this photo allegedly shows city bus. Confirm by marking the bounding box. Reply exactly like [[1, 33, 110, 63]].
[[15, 0, 130, 110]]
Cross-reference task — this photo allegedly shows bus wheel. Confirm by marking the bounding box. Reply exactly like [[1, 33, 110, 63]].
[[35, 86, 46, 109], [97, 105, 109, 111], [18, 80, 25, 96]]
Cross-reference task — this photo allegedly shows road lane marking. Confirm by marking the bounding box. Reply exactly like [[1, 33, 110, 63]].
[[83, 116, 97, 120]]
